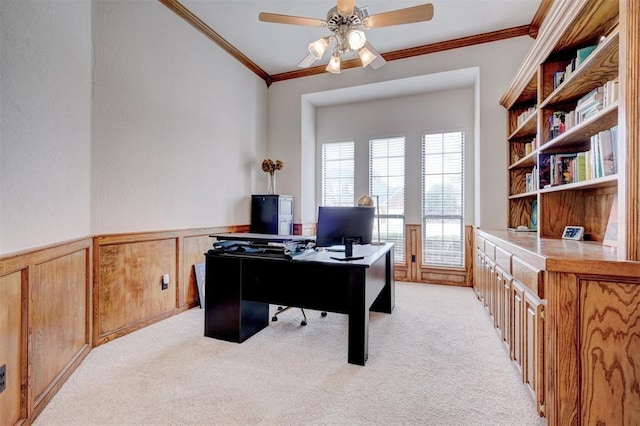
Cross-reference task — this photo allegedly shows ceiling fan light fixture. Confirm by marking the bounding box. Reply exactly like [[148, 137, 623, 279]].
[[308, 37, 330, 60], [326, 53, 341, 74], [358, 46, 376, 68], [347, 29, 366, 50]]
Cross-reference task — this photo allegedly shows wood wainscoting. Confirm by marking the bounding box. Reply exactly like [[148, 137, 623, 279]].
[[397, 224, 473, 286], [92, 225, 248, 346], [0, 237, 92, 425]]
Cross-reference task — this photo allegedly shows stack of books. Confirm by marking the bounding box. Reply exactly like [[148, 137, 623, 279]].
[[516, 106, 537, 127], [575, 86, 604, 124]]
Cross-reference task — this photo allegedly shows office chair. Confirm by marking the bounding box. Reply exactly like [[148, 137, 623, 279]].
[[271, 306, 327, 326]]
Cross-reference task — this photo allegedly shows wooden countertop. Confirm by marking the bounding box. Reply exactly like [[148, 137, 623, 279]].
[[477, 229, 640, 277]]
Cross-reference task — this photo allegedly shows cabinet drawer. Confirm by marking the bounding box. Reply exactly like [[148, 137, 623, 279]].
[[495, 246, 512, 273], [476, 235, 485, 251], [485, 241, 496, 260], [512, 256, 543, 297]]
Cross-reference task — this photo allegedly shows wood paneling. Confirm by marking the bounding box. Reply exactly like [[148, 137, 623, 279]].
[[0, 271, 24, 425], [580, 278, 640, 424], [31, 250, 90, 405], [0, 238, 92, 424], [622, 0, 640, 259], [545, 271, 580, 426], [96, 238, 177, 342]]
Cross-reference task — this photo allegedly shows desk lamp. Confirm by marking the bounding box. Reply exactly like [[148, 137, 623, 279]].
[[357, 195, 385, 245]]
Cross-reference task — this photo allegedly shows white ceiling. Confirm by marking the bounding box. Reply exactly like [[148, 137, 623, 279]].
[[181, 0, 542, 75]]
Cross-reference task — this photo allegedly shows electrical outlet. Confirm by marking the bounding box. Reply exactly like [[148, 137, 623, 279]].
[[0, 364, 6, 393], [161, 274, 169, 290]]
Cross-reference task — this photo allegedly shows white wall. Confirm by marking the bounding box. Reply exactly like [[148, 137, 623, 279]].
[[91, 0, 268, 234], [0, 0, 92, 254], [315, 86, 475, 225], [0, 0, 268, 255], [267, 36, 534, 229]]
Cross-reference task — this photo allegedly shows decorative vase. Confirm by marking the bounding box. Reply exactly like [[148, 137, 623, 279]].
[[267, 171, 276, 194]]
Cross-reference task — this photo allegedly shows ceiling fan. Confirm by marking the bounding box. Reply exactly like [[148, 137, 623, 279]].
[[259, 0, 434, 74]]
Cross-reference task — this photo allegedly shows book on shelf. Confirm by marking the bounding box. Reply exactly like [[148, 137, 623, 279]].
[[516, 106, 537, 127], [575, 86, 604, 124], [549, 111, 567, 140], [603, 194, 618, 248], [538, 153, 552, 188], [589, 126, 618, 178], [575, 44, 598, 67], [553, 71, 565, 89], [603, 78, 619, 106], [524, 165, 539, 193], [564, 58, 576, 80], [576, 152, 587, 182]]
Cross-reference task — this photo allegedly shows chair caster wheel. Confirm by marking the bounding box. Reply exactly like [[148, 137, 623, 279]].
[[321, 311, 327, 317], [272, 316, 278, 322], [301, 320, 307, 326]]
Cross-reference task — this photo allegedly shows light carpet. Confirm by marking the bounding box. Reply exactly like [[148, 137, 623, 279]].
[[34, 282, 545, 425]]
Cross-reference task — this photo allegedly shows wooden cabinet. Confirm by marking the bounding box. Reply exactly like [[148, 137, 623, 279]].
[[473, 237, 545, 415], [475, 229, 640, 424], [250, 194, 294, 235]]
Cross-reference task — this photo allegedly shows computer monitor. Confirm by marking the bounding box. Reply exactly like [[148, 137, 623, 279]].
[[315, 206, 375, 247]]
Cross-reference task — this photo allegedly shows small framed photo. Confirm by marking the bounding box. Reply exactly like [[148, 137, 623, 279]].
[[562, 226, 585, 240]]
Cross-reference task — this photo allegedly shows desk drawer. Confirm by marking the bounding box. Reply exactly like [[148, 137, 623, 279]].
[[495, 246, 512, 273], [512, 255, 543, 297], [484, 241, 496, 260]]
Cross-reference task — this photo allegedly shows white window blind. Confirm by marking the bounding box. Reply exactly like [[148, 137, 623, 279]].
[[322, 141, 355, 206], [369, 137, 405, 262], [422, 131, 464, 267]]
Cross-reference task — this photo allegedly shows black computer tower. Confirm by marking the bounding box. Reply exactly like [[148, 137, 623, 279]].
[[250, 195, 293, 235]]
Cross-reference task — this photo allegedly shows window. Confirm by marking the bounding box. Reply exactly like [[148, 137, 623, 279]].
[[369, 137, 405, 262], [422, 131, 464, 267], [322, 141, 355, 206]]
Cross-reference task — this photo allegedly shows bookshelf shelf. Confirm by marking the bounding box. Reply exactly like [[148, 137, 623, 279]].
[[508, 191, 538, 200], [539, 174, 617, 193], [509, 151, 537, 169], [539, 102, 618, 152], [508, 111, 537, 141]]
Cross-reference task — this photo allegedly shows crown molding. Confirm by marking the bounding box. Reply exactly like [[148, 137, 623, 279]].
[[270, 25, 531, 83], [158, 0, 273, 86], [159, 0, 548, 87]]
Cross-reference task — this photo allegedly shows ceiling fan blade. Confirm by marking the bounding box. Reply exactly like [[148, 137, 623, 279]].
[[363, 4, 434, 29], [259, 12, 326, 27], [297, 53, 317, 68], [365, 42, 387, 69], [337, 0, 355, 16]]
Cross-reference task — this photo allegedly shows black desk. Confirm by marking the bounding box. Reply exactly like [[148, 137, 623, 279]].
[[204, 236, 395, 365]]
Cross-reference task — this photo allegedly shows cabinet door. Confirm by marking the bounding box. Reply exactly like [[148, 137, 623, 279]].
[[499, 270, 512, 349], [474, 249, 484, 300], [495, 266, 506, 333], [485, 258, 496, 314], [523, 289, 545, 415], [511, 279, 525, 377]]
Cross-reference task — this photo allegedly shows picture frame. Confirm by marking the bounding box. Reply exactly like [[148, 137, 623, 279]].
[[562, 225, 585, 240], [194, 262, 206, 309]]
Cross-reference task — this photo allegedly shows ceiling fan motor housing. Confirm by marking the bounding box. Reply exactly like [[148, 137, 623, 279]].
[[326, 6, 364, 33]]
